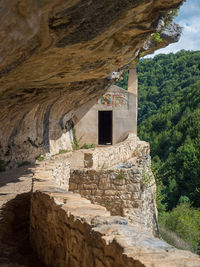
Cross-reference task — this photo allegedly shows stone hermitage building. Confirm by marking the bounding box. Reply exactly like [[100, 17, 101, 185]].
[[74, 64, 138, 146]]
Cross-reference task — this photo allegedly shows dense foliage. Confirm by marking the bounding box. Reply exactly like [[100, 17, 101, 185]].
[[159, 203, 200, 254], [116, 50, 200, 252]]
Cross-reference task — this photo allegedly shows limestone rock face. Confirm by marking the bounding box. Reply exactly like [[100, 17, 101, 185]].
[[141, 21, 182, 56], [0, 0, 184, 166]]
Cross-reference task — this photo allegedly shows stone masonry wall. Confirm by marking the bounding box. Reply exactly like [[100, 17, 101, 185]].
[[30, 191, 136, 267], [34, 154, 71, 191], [30, 172, 200, 267], [70, 151, 157, 234], [84, 134, 145, 169]]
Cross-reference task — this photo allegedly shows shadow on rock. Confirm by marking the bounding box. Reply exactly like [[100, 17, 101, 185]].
[[0, 192, 45, 266]]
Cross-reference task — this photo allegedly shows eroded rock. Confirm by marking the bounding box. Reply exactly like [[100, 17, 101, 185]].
[[0, 0, 184, 166]]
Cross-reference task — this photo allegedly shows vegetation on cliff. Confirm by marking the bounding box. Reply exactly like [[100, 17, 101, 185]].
[[117, 50, 200, 253]]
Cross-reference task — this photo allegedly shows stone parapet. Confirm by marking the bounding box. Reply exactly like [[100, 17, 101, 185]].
[[30, 172, 200, 267], [83, 134, 149, 169], [34, 156, 70, 191], [70, 149, 156, 233]]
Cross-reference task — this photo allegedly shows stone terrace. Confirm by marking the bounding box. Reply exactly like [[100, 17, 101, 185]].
[[69, 140, 157, 234], [1, 137, 200, 266], [30, 160, 200, 267]]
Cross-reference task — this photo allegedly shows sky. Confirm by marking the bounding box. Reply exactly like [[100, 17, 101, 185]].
[[151, 0, 200, 56]]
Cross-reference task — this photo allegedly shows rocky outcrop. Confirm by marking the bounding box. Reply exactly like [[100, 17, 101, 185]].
[[0, 0, 184, 166], [141, 21, 182, 57]]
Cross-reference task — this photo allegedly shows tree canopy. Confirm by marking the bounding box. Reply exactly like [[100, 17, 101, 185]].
[[116, 50, 200, 253]]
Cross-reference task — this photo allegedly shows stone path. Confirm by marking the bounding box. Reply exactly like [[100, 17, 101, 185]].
[[0, 165, 45, 267], [32, 170, 200, 267]]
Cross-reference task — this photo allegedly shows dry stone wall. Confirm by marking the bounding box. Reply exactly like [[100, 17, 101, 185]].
[[70, 142, 157, 234], [84, 134, 148, 169], [30, 170, 200, 267], [70, 167, 157, 234], [34, 154, 71, 191]]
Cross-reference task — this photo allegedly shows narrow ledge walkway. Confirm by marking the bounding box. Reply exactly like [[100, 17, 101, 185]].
[[0, 165, 45, 267]]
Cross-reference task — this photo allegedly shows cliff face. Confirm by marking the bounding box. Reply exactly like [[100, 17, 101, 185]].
[[0, 0, 183, 167]]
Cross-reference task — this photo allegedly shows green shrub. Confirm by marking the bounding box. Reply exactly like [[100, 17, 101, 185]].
[[80, 143, 95, 149], [58, 149, 69, 154], [105, 201, 110, 207], [36, 155, 45, 161], [152, 33, 163, 43], [115, 171, 125, 180], [72, 128, 80, 150], [159, 203, 200, 254], [159, 226, 192, 251], [72, 142, 79, 150]]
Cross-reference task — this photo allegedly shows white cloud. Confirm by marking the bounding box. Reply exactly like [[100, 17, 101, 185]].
[[147, 0, 200, 57]]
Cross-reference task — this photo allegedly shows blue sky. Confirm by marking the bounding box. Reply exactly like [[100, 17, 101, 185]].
[[153, 0, 200, 55]]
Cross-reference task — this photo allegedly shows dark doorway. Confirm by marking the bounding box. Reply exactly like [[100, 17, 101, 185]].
[[98, 111, 112, 145]]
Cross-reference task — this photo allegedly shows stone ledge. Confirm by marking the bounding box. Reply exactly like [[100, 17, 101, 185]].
[[31, 168, 200, 267], [79, 134, 149, 169]]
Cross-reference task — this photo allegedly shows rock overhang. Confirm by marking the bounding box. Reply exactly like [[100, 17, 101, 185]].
[[0, 0, 185, 165]]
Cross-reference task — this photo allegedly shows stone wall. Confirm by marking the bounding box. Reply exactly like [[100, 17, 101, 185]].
[[34, 154, 71, 191], [30, 172, 200, 267], [70, 145, 157, 234], [84, 134, 149, 169]]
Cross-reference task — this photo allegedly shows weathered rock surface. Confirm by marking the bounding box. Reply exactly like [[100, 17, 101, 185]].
[[0, 0, 184, 166], [141, 21, 182, 57]]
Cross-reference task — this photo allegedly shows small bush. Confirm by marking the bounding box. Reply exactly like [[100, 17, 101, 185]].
[[59, 149, 69, 154], [159, 203, 200, 254], [142, 169, 154, 186], [159, 226, 192, 251], [80, 143, 95, 149], [115, 171, 125, 180], [105, 201, 110, 207], [72, 128, 80, 150], [153, 33, 163, 43], [36, 155, 45, 161], [72, 142, 80, 150]]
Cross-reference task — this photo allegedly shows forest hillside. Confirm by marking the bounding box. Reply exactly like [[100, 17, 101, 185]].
[[116, 50, 200, 254]]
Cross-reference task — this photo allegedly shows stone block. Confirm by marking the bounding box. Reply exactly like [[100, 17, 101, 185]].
[[80, 190, 92, 196], [91, 190, 104, 196], [99, 179, 110, 190], [83, 183, 98, 190], [69, 183, 78, 190], [104, 190, 115, 196]]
